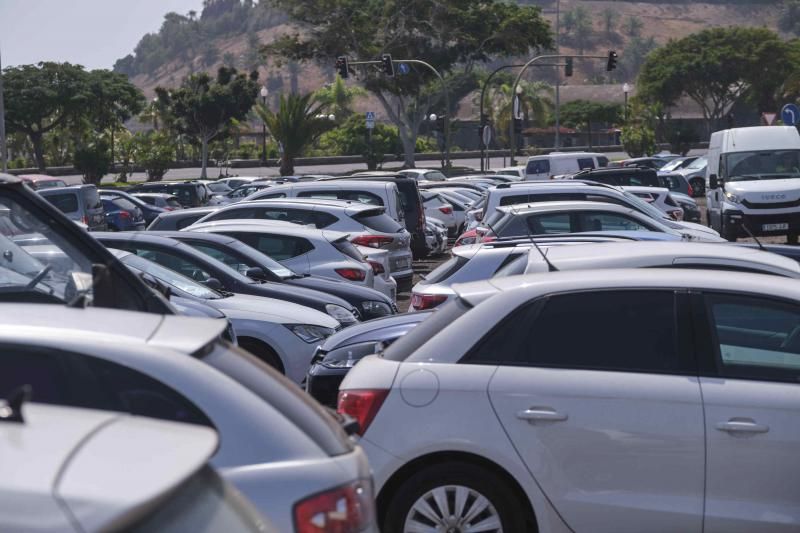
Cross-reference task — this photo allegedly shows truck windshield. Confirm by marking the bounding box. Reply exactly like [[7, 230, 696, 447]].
[[725, 150, 800, 182]]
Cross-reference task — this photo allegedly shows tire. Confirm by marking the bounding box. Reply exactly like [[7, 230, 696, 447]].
[[237, 338, 284, 374], [382, 461, 530, 533], [690, 177, 705, 197]]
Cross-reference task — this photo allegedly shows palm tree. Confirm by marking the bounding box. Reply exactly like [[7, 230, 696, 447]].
[[480, 81, 554, 147], [313, 75, 367, 119], [255, 93, 333, 175]]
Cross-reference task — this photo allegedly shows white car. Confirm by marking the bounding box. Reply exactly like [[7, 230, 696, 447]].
[[421, 191, 457, 235], [435, 190, 474, 234], [425, 218, 448, 255], [622, 185, 684, 220], [493, 166, 526, 180], [1, 305, 376, 533], [113, 249, 340, 384], [355, 244, 398, 301], [195, 198, 413, 280], [187, 219, 376, 288], [398, 168, 448, 181], [0, 401, 274, 532], [340, 268, 800, 533]]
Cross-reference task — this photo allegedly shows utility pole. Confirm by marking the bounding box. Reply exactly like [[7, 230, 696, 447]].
[[554, 0, 561, 150], [0, 46, 7, 173]]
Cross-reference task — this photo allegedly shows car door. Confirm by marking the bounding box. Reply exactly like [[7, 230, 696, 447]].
[[694, 292, 800, 533], [478, 290, 704, 532]]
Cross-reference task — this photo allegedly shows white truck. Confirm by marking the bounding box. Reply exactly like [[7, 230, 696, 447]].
[[706, 125, 800, 243], [525, 152, 609, 180]]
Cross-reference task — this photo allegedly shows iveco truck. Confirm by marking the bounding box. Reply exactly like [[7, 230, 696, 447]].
[[706, 125, 800, 242]]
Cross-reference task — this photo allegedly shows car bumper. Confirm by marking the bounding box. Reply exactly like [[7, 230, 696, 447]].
[[305, 362, 348, 408], [724, 210, 800, 236]]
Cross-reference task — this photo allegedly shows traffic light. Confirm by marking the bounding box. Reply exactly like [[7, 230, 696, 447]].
[[565, 57, 573, 77], [336, 56, 349, 79], [607, 50, 618, 72], [381, 54, 395, 77]]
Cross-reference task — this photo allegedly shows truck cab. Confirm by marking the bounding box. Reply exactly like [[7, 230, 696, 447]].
[[706, 126, 800, 242]]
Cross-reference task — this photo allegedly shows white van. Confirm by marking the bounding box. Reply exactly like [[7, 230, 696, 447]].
[[706, 126, 800, 243], [525, 152, 609, 180]]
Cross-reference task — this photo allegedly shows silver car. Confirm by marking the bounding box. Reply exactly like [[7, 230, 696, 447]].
[[0, 304, 376, 533]]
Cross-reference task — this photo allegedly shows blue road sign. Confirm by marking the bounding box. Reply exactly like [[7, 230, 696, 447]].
[[398, 63, 410, 75], [365, 111, 376, 129], [782, 104, 800, 126]]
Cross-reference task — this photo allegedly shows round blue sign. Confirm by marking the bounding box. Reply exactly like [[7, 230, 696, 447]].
[[398, 63, 410, 75], [782, 103, 800, 126]]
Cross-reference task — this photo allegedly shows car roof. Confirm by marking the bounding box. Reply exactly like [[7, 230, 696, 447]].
[[132, 192, 179, 198], [0, 402, 216, 533], [621, 185, 669, 194], [0, 173, 21, 184], [38, 184, 92, 194], [496, 200, 636, 215], [539, 241, 800, 277], [153, 206, 219, 219], [0, 303, 225, 353], [236, 197, 381, 212], [188, 219, 349, 241], [18, 174, 64, 181]]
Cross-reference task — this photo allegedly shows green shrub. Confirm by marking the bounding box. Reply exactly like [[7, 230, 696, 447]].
[[73, 140, 112, 184], [132, 131, 176, 181]]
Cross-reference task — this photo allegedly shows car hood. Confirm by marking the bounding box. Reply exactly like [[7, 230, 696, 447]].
[[250, 278, 355, 311], [208, 293, 339, 327], [286, 275, 393, 304], [725, 178, 800, 203], [319, 312, 431, 351]]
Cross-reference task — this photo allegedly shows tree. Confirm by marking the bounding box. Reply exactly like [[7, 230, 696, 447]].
[[621, 123, 656, 157], [560, 100, 621, 148], [73, 140, 113, 184], [562, 6, 593, 54], [621, 16, 643, 38], [601, 8, 617, 40], [132, 131, 176, 181], [637, 27, 793, 133], [779, 0, 800, 36], [479, 78, 554, 147], [313, 75, 367, 120], [84, 69, 146, 161], [2, 62, 91, 170], [255, 92, 334, 175], [266, 0, 552, 167], [155, 67, 259, 178]]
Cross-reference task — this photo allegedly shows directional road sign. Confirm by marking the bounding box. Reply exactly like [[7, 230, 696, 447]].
[[398, 63, 410, 75], [782, 104, 800, 126], [366, 111, 375, 130]]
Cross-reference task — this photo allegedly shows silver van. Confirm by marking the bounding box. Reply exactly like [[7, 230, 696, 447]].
[[38, 184, 106, 231]]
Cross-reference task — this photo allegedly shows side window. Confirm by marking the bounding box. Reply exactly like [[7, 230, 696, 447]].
[[187, 242, 256, 274], [175, 215, 205, 230], [139, 196, 156, 205], [82, 355, 213, 427], [127, 247, 213, 282], [499, 194, 531, 207], [210, 207, 258, 221], [297, 191, 338, 201], [527, 213, 572, 234], [597, 156, 609, 167], [577, 211, 650, 232], [526, 159, 550, 175], [577, 158, 595, 170], [227, 232, 312, 261], [464, 290, 689, 374], [718, 156, 727, 180], [0, 348, 74, 405], [586, 194, 625, 207], [43, 193, 79, 213], [257, 193, 287, 200], [340, 190, 383, 206], [705, 293, 800, 382]]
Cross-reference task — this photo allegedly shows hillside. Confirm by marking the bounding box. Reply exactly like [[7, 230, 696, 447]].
[[116, 0, 787, 115]]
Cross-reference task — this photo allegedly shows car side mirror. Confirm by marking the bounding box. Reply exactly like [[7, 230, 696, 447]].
[[203, 277, 223, 290], [139, 272, 172, 299], [709, 174, 719, 190], [64, 271, 95, 307], [245, 266, 267, 280]]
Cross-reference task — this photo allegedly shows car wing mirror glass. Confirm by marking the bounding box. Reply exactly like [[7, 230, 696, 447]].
[[245, 266, 267, 279], [203, 277, 223, 290], [709, 174, 719, 190]]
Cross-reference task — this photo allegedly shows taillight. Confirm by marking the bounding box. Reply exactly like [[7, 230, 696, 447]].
[[119, 211, 131, 220], [351, 235, 394, 248], [410, 293, 448, 310], [368, 260, 385, 275], [338, 389, 389, 436], [480, 235, 496, 243], [294, 479, 374, 533], [687, 183, 694, 197], [335, 268, 367, 282], [438, 206, 453, 215]]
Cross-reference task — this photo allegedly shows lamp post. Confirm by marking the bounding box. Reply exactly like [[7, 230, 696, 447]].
[[623, 83, 631, 122], [151, 97, 159, 130], [260, 86, 268, 165]]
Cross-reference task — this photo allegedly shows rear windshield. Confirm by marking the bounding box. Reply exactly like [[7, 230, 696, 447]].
[[382, 298, 472, 361], [176, 214, 207, 229], [82, 187, 102, 210], [418, 254, 469, 285], [352, 209, 403, 233], [167, 198, 182, 208], [44, 192, 79, 213], [111, 198, 138, 211], [331, 237, 364, 262], [493, 253, 529, 278]]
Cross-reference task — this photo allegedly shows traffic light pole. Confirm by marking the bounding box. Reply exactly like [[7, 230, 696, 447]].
[[508, 53, 610, 166]]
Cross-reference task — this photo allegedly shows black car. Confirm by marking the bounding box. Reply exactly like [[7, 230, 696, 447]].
[[0, 174, 172, 313], [128, 181, 207, 208], [569, 167, 661, 187], [147, 207, 219, 230], [320, 174, 428, 258], [92, 231, 362, 326], [305, 311, 431, 407], [99, 189, 167, 226], [155, 230, 397, 320]]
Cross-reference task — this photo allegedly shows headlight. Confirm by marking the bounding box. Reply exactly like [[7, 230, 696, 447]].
[[285, 324, 335, 343], [321, 357, 359, 369], [325, 304, 358, 325], [724, 191, 742, 204], [361, 300, 393, 316], [320, 343, 378, 369]]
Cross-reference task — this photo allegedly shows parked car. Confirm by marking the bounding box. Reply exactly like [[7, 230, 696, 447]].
[[421, 191, 457, 236], [101, 195, 146, 231], [660, 156, 699, 173], [186, 220, 376, 288], [128, 181, 207, 208], [398, 168, 448, 181], [216, 176, 262, 190], [618, 156, 670, 169], [419, 181, 487, 195], [99, 189, 169, 226], [196, 198, 414, 284], [621, 185, 684, 220], [434, 190, 473, 234], [17, 174, 67, 190], [0, 304, 375, 532], [356, 244, 398, 301], [132, 192, 183, 211], [340, 268, 800, 533], [113, 248, 342, 381], [306, 311, 433, 407], [0, 400, 274, 532], [151, 230, 397, 320], [38, 184, 106, 231], [525, 151, 610, 180], [93, 231, 359, 330], [676, 155, 708, 196], [426, 218, 449, 254], [492, 166, 526, 180], [0, 173, 172, 313], [147, 206, 220, 230]]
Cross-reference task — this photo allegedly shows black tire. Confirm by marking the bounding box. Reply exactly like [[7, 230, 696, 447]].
[[237, 338, 284, 374], [690, 177, 705, 197], [382, 461, 531, 533]]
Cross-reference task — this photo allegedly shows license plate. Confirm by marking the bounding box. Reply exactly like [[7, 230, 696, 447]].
[[394, 258, 410, 269], [763, 223, 789, 231]]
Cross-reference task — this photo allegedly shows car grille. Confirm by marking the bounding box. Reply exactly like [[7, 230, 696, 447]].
[[742, 198, 800, 209]]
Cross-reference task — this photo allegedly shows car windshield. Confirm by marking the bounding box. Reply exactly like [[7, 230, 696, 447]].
[[0, 196, 93, 303], [725, 150, 800, 182], [207, 182, 232, 193], [685, 156, 707, 170], [119, 252, 222, 299]]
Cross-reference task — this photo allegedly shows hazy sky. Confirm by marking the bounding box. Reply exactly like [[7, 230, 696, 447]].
[[0, 0, 203, 70]]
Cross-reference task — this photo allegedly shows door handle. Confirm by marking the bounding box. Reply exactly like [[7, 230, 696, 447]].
[[516, 408, 568, 423], [715, 419, 769, 434]]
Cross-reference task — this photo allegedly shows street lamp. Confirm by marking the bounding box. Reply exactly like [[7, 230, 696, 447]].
[[623, 83, 631, 122], [151, 97, 159, 130], [260, 86, 268, 165]]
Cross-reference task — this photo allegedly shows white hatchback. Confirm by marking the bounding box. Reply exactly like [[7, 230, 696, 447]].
[[341, 268, 800, 533]]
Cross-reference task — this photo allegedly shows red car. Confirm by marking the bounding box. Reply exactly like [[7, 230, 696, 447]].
[[18, 174, 68, 190]]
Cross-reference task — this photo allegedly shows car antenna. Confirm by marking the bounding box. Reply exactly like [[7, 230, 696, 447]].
[[740, 223, 766, 251], [0, 385, 32, 423], [508, 206, 559, 272]]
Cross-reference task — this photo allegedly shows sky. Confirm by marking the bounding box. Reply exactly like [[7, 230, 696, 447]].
[[0, 0, 203, 70]]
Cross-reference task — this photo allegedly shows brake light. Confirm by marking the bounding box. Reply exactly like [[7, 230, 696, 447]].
[[335, 268, 367, 282], [294, 479, 374, 533], [438, 206, 453, 215], [81, 215, 88, 225], [687, 183, 694, 197], [338, 389, 389, 436], [368, 260, 385, 275], [119, 211, 131, 220], [351, 235, 394, 248], [410, 293, 448, 310]]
